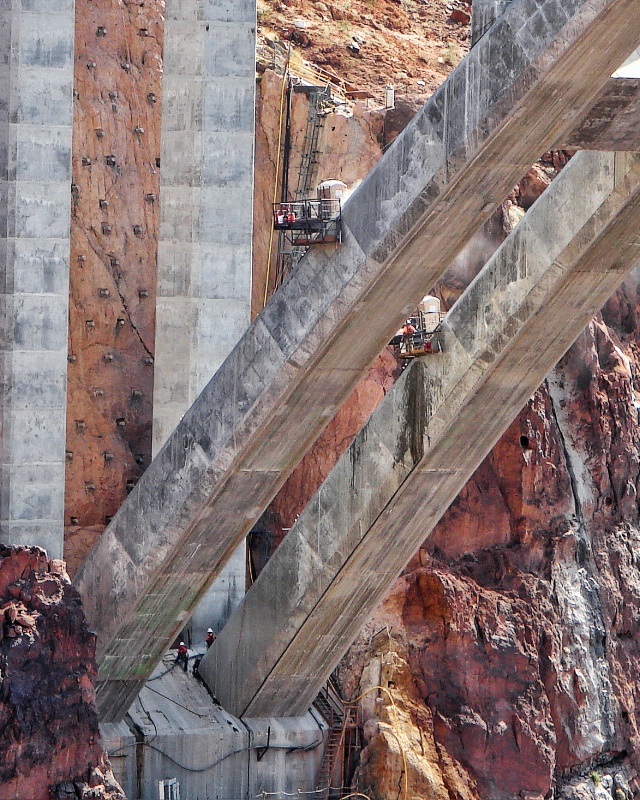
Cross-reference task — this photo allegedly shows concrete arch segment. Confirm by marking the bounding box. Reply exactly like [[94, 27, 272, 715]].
[[73, 0, 640, 722], [201, 150, 640, 717]]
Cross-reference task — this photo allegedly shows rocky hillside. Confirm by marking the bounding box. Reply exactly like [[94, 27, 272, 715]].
[[0, 546, 125, 800], [257, 0, 471, 96]]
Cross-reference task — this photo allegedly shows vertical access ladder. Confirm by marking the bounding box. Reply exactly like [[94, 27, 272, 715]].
[[274, 85, 332, 289], [313, 680, 360, 800]]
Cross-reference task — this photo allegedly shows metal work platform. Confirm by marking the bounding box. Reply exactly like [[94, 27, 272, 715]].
[[273, 199, 342, 247]]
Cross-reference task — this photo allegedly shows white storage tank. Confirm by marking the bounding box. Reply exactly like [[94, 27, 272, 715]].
[[317, 179, 347, 200], [418, 294, 441, 332]]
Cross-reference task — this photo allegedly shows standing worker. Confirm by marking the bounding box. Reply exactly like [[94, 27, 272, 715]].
[[401, 320, 416, 353], [206, 628, 216, 649], [176, 641, 189, 672]]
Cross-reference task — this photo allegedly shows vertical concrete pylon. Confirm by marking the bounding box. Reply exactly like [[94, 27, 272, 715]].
[[153, 0, 256, 454], [153, 0, 257, 642], [0, 0, 75, 559]]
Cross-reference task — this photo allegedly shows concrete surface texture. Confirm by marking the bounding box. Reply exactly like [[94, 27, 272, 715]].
[[152, 0, 256, 455], [561, 78, 640, 151], [0, 0, 75, 559], [100, 655, 325, 800], [152, 0, 255, 646], [470, 0, 511, 44], [200, 151, 640, 717], [74, 0, 640, 722], [471, 0, 640, 151], [181, 538, 246, 647]]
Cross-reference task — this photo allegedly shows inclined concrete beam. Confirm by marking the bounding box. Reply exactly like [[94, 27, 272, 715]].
[[470, 0, 640, 151], [560, 78, 640, 151], [0, 0, 75, 559], [201, 151, 640, 717], [471, 0, 511, 45], [74, 0, 640, 722]]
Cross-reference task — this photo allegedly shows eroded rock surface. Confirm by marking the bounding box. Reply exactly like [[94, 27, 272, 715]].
[[0, 545, 125, 800]]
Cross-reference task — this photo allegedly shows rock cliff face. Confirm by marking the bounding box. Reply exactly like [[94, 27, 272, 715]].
[[0, 546, 124, 800]]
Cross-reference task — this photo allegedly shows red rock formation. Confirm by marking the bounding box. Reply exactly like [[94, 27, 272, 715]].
[[0, 546, 124, 799], [267, 349, 401, 543]]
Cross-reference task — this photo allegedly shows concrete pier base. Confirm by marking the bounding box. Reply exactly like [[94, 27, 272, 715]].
[[100, 658, 325, 800]]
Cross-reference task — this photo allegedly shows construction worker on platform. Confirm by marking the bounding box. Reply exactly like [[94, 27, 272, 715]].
[[401, 320, 416, 352], [176, 641, 189, 672], [206, 628, 216, 649]]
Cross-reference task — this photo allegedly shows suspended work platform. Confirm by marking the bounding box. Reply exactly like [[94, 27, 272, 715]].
[[273, 198, 342, 247], [389, 295, 445, 357]]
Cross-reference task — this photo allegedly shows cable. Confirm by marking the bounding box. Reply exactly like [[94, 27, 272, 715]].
[[262, 47, 291, 309], [144, 684, 214, 718], [147, 655, 180, 682], [112, 739, 252, 773], [256, 790, 371, 799], [137, 695, 158, 744], [108, 736, 320, 772]]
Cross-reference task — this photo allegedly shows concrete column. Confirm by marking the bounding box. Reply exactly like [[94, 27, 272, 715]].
[[152, 0, 256, 645], [0, 0, 75, 559], [153, 0, 256, 453]]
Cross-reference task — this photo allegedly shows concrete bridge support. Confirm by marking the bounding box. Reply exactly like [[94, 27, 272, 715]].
[[470, 0, 511, 45], [153, 0, 256, 646], [153, 0, 256, 452], [200, 150, 640, 717], [0, 0, 75, 559], [74, 0, 640, 722]]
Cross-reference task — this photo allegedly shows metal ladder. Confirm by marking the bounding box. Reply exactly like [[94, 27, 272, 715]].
[[275, 86, 332, 288], [313, 681, 359, 800], [295, 87, 331, 201]]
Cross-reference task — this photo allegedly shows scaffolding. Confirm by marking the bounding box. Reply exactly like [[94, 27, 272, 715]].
[[273, 83, 338, 290]]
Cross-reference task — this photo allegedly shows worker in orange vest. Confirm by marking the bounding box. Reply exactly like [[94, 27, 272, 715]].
[[205, 628, 216, 649], [401, 320, 416, 352]]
